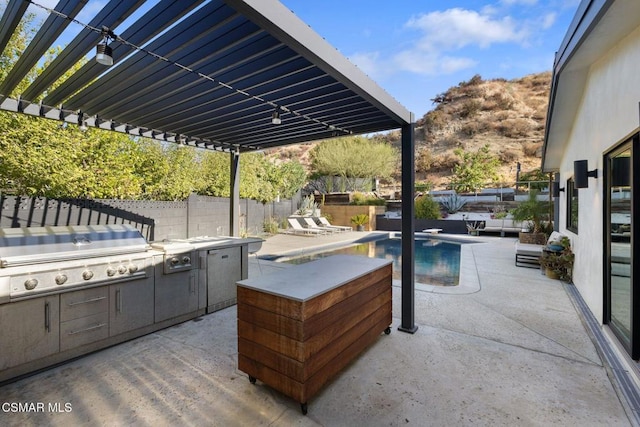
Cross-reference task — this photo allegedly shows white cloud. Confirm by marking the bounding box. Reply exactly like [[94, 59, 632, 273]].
[[541, 12, 557, 29], [405, 8, 529, 51], [348, 51, 384, 78], [393, 50, 476, 75]]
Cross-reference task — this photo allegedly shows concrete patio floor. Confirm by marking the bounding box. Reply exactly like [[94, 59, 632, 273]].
[[0, 232, 636, 426]]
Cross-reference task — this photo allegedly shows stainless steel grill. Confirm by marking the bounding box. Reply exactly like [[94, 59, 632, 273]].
[[0, 225, 153, 303]]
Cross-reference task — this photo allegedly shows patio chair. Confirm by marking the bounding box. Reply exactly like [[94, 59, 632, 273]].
[[301, 217, 338, 233], [316, 216, 352, 232], [286, 218, 325, 236]]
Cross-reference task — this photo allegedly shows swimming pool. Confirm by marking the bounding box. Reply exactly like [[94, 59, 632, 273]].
[[283, 237, 461, 286]]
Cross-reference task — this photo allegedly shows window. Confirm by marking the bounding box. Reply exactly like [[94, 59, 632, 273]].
[[567, 178, 578, 233]]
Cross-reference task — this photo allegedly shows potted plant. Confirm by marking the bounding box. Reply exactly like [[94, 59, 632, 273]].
[[350, 214, 369, 231], [540, 236, 574, 281], [511, 190, 550, 244]]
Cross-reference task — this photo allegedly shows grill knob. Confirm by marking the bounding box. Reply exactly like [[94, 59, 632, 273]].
[[24, 278, 38, 290], [128, 264, 139, 274], [55, 274, 68, 285], [182, 256, 191, 265], [118, 265, 127, 274], [82, 270, 94, 280], [170, 257, 180, 266], [106, 266, 117, 277]]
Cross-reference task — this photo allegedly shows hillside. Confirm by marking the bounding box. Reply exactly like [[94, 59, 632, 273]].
[[267, 71, 552, 191]]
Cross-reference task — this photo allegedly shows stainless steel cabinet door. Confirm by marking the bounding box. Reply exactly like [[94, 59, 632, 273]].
[[0, 296, 60, 370], [109, 277, 154, 336]]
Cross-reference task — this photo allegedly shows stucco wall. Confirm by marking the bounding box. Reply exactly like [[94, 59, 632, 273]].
[[557, 26, 640, 322], [320, 205, 385, 231]]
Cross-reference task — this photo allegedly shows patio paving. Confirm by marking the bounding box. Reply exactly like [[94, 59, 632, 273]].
[[0, 233, 635, 426]]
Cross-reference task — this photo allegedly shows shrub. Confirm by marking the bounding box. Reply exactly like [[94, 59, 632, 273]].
[[498, 118, 531, 138], [415, 194, 441, 219], [423, 110, 446, 132], [416, 148, 433, 173], [458, 99, 482, 118], [351, 192, 385, 205], [499, 148, 520, 163], [263, 217, 279, 234]]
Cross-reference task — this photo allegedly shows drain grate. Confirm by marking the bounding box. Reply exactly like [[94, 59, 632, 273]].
[[564, 283, 640, 425]]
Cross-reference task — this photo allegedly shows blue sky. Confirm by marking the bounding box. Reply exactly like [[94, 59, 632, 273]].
[[280, 0, 581, 118]]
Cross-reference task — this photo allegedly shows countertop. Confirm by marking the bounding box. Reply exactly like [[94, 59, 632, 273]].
[[236, 255, 391, 301]]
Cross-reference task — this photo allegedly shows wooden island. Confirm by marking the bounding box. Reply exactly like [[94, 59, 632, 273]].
[[236, 255, 392, 414]]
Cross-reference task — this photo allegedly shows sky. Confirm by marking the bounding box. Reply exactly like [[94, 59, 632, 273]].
[[24, 0, 581, 120], [280, 0, 581, 118]]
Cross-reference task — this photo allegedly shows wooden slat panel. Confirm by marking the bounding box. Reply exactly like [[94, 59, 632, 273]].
[[238, 315, 391, 403], [301, 265, 391, 320], [244, 298, 391, 380], [303, 276, 390, 340], [238, 276, 389, 341], [238, 289, 389, 362], [237, 302, 304, 341], [302, 316, 391, 401], [237, 286, 303, 319]]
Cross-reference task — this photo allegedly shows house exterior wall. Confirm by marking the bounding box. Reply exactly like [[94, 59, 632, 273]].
[[557, 25, 640, 323]]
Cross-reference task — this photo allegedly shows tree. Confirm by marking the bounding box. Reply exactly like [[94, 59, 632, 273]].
[[309, 136, 397, 191], [450, 144, 500, 193]]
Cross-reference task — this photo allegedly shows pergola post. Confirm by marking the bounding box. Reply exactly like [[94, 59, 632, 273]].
[[398, 118, 418, 334], [230, 149, 240, 237]]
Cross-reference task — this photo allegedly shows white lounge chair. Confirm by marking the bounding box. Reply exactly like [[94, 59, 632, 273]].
[[286, 218, 325, 236], [301, 217, 337, 233], [316, 216, 352, 232]]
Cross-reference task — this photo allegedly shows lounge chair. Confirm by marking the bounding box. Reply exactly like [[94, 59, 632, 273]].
[[300, 217, 337, 233], [316, 216, 352, 232], [286, 218, 325, 236]]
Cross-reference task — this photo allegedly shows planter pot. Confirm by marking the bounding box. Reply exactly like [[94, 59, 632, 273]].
[[356, 225, 365, 232], [545, 268, 560, 280], [468, 230, 479, 236], [519, 232, 547, 245]]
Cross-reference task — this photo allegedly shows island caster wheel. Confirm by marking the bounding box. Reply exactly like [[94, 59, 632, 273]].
[[384, 327, 391, 335], [301, 402, 308, 415], [249, 375, 256, 384]]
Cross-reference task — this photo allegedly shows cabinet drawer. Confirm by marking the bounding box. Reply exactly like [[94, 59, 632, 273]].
[[60, 312, 109, 351], [60, 287, 108, 322]]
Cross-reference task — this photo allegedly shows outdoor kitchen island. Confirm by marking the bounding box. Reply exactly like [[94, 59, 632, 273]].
[[237, 255, 392, 414]]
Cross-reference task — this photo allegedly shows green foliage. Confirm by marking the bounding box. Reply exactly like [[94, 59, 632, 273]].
[[350, 214, 369, 226], [518, 168, 550, 190], [450, 144, 500, 193], [351, 192, 385, 206], [415, 195, 441, 219], [309, 136, 398, 188], [510, 190, 549, 233]]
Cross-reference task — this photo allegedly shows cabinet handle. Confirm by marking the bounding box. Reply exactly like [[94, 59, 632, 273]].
[[115, 289, 122, 314], [67, 323, 107, 336], [67, 296, 106, 307], [190, 276, 196, 294], [44, 301, 50, 333]]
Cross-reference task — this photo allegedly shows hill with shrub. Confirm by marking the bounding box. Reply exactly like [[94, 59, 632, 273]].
[[268, 71, 551, 192]]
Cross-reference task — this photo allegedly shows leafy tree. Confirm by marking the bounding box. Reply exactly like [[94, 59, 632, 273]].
[[450, 144, 500, 193], [309, 136, 397, 191]]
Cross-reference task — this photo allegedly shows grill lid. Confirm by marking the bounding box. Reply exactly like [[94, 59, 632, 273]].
[[0, 225, 150, 268]]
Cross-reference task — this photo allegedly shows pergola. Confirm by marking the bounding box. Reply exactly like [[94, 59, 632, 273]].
[[0, 0, 417, 333]]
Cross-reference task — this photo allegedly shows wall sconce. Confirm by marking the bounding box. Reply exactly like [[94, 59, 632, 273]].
[[611, 156, 630, 187], [271, 106, 281, 125], [574, 160, 598, 188], [552, 181, 565, 198], [96, 27, 114, 66]]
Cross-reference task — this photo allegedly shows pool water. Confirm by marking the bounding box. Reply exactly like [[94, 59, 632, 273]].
[[283, 237, 461, 286]]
